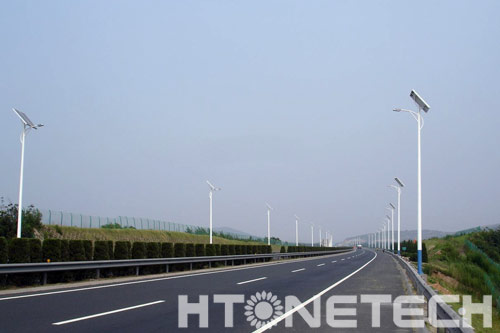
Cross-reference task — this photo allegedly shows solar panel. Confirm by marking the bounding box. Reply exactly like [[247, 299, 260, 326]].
[[395, 177, 405, 187], [410, 90, 430, 113], [389, 203, 396, 209], [13, 108, 36, 127]]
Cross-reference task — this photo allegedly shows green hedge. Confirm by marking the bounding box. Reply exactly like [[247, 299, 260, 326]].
[[146, 242, 160, 258], [8, 238, 30, 263], [174, 243, 185, 257], [132, 242, 146, 259], [29, 239, 42, 263], [214, 244, 221, 256], [43, 239, 61, 262], [195, 244, 205, 257], [94, 241, 109, 260], [161, 242, 173, 258], [221, 244, 229, 256], [229, 245, 236, 255], [107, 240, 114, 260], [115, 241, 131, 259], [61, 240, 70, 261], [185, 243, 195, 257], [0, 237, 7, 264], [69, 240, 86, 261], [82, 240, 93, 261], [206, 244, 215, 256]]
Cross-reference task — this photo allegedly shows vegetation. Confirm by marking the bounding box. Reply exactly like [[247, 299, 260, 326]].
[[0, 201, 43, 239], [424, 229, 500, 332]]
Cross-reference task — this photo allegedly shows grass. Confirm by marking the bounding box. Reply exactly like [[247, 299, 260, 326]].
[[39, 225, 282, 252], [424, 235, 500, 332]]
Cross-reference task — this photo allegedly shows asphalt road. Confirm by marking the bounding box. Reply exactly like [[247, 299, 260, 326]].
[[0, 249, 417, 332]]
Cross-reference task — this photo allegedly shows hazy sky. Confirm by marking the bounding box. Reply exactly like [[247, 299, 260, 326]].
[[1, 1, 499, 243]]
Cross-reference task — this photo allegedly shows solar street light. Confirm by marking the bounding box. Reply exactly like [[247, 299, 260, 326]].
[[294, 215, 299, 246], [12, 108, 43, 238], [390, 178, 405, 255], [266, 203, 273, 245], [207, 180, 221, 244], [393, 90, 430, 275]]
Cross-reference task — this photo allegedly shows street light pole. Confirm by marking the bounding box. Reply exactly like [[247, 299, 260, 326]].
[[207, 181, 221, 244], [294, 215, 299, 246], [266, 203, 273, 246], [310, 223, 314, 247], [12, 108, 43, 239], [390, 178, 405, 256], [394, 89, 430, 275]]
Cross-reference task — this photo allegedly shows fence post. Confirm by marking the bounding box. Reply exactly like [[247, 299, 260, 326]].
[[80, 214, 83, 228], [70, 213, 73, 227], [140, 218, 143, 230], [133, 217, 136, 228], [60, 211, 63, 226], [48, 210, 51, 225], [98, 216, 101, 228], [90, 216, 92, 228], [119, 216, 122, 227]]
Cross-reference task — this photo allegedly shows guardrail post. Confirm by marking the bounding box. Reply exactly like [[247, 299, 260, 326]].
[[42, 272, 47, 285], [209, 261, 212, 268], [166, 264, 169, 273], [135, 266, 139, 276], [190, 263, 193, 271], [96, 268, 100, 279]]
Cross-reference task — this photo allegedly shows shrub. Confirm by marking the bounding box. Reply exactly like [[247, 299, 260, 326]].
[[174, 243, 186, 257], [114, 241, 131, 260], [206, 244, 215, 256], [221, 244, 229, 256], [94, 241, 109, 260], [69, 240, 86, 261], [280, 246, 286, 253], [214, 244, 221, 256], [0, 237, 7, 263], [195, 244, 205, 257], [42, 239, 61, 262], [161, 242, 173, 258], [7, 238, 32, 285], [0, 204, 43, 238], [146, 242, 160, 258], [229, 245, 236, 255], [132, 242, 147, 259], [82, 240, 93, 261], [185, 244, 195, 257], [267, 245, 272, 254], [107, 240, 114, 260], [8, 238, 30, 263], [29, 239, 42, 263]]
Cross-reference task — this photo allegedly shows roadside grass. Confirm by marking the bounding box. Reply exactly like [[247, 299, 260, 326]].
[[39, 225, 282, 252], [424, 236, 500, 332]]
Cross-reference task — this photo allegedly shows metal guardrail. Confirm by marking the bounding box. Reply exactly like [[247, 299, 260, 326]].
[[0, 249, 351, 285], [388, 251, 474, 333]]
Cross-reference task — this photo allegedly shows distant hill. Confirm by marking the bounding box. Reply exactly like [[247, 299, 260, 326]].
[[214, 226, 256, 238], [341, 222, 500, 246]]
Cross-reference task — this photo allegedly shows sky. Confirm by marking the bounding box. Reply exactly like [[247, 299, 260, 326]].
[[1, 1, 499, 244]]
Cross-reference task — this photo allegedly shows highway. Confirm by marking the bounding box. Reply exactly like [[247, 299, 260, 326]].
[[0, 249, 416, 332]]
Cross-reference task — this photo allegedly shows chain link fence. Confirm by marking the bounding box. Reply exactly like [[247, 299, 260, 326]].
[[38, 209, 286, 244]]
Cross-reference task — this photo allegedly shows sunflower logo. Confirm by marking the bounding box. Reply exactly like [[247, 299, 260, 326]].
[[244, 291, 284, 329]]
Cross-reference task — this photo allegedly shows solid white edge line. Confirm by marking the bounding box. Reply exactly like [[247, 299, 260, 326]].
[[291, 268, 305, 273], [252, 251, 377, 333], [316, 263, 325, 267], [0, 251, 354, 301], [52, 300, 165, 325], [331, 261, 337, 263], [237, 277, 267, 285]]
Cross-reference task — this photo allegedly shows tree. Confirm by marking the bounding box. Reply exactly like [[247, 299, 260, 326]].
[[0, 200, 43, 239]]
